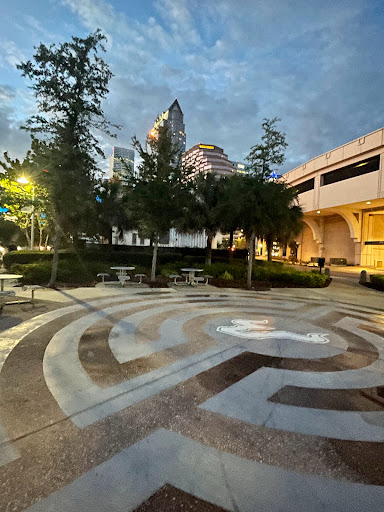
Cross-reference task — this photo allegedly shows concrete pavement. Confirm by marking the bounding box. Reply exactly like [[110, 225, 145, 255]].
[[0, 279, 383, 511]]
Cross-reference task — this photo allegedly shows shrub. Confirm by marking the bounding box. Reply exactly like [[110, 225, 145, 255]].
[[219, 271, 234, 280], [370, 274, 384, 291], [203, 262, 246, 279]]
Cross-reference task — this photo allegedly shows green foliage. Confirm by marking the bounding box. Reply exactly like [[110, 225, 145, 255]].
[[246, 117, 288, 179], [203, 262, 246, 279], [17, 30, 118, 286], [220, 271, 234, 280], [370, 274, 384, 291]]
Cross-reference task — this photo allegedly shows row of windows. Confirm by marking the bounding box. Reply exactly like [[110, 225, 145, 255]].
[[294, 155, 380, 194]]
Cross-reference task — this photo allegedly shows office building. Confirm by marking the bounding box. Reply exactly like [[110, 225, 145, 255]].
[[150, 99, 186, 156], [108, 147, 134, 179], [182, 144, 235, 177], [284, 127, 384, 267], [232, 161, 248, 174]]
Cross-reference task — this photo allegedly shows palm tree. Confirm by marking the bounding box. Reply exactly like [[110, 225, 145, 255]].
[[176, 172, 227, 264], [260, 181, 303, 261]]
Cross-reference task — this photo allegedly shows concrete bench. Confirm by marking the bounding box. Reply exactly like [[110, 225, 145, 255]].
[[22, 285, 43, 303], [117, 275, 131, 287], [0, 290, 16, 310], [193, 275, 213, 285], [134, 274, 146, 284], [169, 274, 181, 285], [97, 273, 110, 283]]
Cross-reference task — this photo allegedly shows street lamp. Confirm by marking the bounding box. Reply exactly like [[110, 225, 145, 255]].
[[17, 177, 35, 251]]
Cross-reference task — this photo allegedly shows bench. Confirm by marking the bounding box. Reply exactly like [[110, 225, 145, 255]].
[[22, 285, 43, 303], [169, 274, 181, 285], [0, 290, 16, 311], [194, 275, 213, 285], [97, 273, 110, 283], [134, 273, 146, 284], [117, 275, 130, 287]]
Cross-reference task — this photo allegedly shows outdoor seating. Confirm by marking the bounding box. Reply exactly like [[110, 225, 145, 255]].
[[0, 290, 16, 311], [97, 273, 110, 283], [134, 273, 146, 284], [169, 274, 181, 285], [22, 285, 43, 303], [118, 275, 131, 287]]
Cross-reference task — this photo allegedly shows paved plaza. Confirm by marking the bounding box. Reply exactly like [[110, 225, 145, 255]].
[[0, 280, 384, 511]]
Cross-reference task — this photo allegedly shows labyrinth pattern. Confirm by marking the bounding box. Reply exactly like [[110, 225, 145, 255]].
[[1, 290, 384, 511]]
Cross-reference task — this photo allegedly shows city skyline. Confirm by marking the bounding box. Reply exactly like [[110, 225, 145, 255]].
[[0, 1, 383, 176]]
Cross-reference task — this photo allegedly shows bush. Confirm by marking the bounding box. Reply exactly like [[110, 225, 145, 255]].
[[220, 271, 234, 280], [370, 274, 384, 291], [203, 262, 246, 279], [9, 260, 113, 285]]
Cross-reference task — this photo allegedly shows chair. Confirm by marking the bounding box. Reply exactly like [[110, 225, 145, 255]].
[[169, 274, 181, 285], [97, 273, 110, 283], [134, 273, 146, 284]]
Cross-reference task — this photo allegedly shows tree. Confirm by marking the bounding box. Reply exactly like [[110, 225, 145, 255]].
[[246, 117, 288, 179], [0, 149, 51, 247], [176, 172, 227, 265], [260, 181, 302, 261], [17, 30, 118, 287], [221, 174, 265, 290], [130, 125, 193, 281]]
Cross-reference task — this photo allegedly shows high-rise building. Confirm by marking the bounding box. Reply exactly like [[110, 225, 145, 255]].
[[182, 144, 235, 177], [232, 161, 248, 174], [150, 99, 186, 156], [108, 147, 134, 179]]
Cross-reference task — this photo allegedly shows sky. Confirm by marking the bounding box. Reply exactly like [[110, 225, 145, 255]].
[[0, 0, 383, 175]]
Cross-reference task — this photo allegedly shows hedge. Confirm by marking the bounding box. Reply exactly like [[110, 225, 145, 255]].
[[370, 274, 384, 291]]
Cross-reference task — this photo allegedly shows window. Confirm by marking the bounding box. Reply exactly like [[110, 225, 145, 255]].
[[321, 155, 380, 186], [295, 178, 314, 194]]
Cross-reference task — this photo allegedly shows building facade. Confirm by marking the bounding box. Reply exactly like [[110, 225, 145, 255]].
[[284, 128, 384, 268], [108, 147, 134, 179], [151, 99, 186, 156], [182, 144, 235, 177], [232, 161, 248, 174]]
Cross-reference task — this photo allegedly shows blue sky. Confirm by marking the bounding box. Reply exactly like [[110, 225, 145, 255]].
[[1, 0, 383, 174]]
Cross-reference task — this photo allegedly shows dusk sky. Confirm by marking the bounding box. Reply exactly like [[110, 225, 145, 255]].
[[1, 0, 383, 175]]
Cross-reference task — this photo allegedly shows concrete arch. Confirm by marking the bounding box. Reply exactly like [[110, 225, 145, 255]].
[[329, 208, 361, 242], [302, 217, 322, 244]]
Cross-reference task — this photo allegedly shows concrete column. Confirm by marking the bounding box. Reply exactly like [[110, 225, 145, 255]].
[[354, 242, 362, 265], [314, 175, 321, 210], [378, 152, 384, 199]]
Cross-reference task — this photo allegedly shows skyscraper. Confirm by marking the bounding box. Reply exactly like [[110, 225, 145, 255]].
[[108, 147, 134, 179], [182, 144, 235, 177], [150, 99, 186, 156]]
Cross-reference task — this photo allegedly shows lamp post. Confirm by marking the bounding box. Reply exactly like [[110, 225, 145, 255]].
[[17, 177, 35, 251]]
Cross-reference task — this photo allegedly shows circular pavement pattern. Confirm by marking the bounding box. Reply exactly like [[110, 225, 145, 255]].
[[1, 290, 384, 511]]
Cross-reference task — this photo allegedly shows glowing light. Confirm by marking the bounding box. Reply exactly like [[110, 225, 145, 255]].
[[149, 129, 156, 138], [317, 211, 321, 214], [47, 246, 52, 251], [39, 246, 44, 251], [17, 177, 29, 184], [366, 201, 371, 204], [17, 246, 22, 251], [199, 144, 214, 149]]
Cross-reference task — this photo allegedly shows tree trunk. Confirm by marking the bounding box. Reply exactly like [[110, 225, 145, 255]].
[[151, 238, 158, 281], [205, 234, 213, 265], [266, 237, 273, 261], [48, 223, 61, 288], [247, 232, 256, 290]]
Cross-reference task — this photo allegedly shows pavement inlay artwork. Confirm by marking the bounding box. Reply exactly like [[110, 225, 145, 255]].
[[0, 290, 384, 511]]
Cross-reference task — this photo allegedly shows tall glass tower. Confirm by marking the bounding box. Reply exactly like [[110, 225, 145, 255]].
[[150, 99, 186, 156], [108, 147, 134, 179]]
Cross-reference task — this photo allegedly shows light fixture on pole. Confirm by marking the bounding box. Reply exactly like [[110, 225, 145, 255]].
[[17, 177, 35, 251]]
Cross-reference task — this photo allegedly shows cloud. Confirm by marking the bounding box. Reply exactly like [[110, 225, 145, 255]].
[[0, 38, 26, 69], [0, 85, 31, 160], [1, 0, 383, 176]]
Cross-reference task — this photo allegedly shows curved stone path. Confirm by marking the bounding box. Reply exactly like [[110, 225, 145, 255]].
[[0, 288, 384, 511]]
